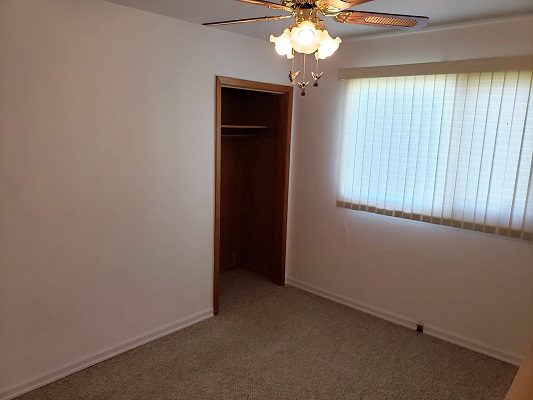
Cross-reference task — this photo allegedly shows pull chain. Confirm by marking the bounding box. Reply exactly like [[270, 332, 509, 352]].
[[288, 50, 299, 85], [312, 52, 323, 88], [303, 53, 306, 84], [298, 53, 309, 96]]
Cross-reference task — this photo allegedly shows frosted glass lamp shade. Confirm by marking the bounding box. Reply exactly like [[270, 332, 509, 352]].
[[317, 31, 342, 59], [290, 21, 322, 54], [270, 28, 294, 59]]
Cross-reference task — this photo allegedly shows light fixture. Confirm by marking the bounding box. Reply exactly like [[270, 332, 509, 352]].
[[270, 8, 341, 96], [271, 28, 294, 59], [203, 2, 429, 98]]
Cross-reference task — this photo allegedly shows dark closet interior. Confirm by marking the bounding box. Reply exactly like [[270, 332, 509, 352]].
[[220, 88, 279, 277], [215, 78, 293, 313]]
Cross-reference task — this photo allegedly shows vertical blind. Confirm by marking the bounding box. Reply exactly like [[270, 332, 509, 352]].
[[337, 70, 533, 241]]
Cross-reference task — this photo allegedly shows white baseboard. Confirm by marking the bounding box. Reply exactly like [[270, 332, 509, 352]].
[[286, 277, 522, 366], [0, 309, 213, 400]]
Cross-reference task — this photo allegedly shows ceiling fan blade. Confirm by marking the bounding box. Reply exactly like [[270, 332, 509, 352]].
[[318, 0, 374, 11], [235, 0, 293, 12], [334, 10, 429, 29], [203, 15, 292, 26]]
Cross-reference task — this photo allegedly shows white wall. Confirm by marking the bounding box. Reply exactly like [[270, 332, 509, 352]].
[[1, 0, 532, 396], [0, 0, 290, 396], [287, 15, 533, 365]]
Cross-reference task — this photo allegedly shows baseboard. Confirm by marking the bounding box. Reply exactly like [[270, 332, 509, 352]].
[[286, 277, 522, 366], [0, 309, 213, 400]]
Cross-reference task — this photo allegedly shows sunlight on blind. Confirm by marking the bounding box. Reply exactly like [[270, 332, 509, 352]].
[[337, 70, 533, 240]]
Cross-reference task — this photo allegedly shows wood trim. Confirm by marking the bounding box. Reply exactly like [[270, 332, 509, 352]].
[[217, 76, 293, 94], [213, 76, 293, 313], [213, 77, 222, 315], [276, 87, 293, 286], [338, 55, 533, 80], [505, 344, 533, 400]]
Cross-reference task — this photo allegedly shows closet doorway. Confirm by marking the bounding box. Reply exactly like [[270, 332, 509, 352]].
[[213, 77, 293, 314]]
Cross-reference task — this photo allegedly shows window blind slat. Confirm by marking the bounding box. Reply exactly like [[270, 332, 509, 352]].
[[340, 80, 357, 208], [396, 77, 413, 215], [377, 77, 394, 212], [509, 73, 533, 232], [486, 71, 516, 229], [411, 75, 428, 217], [422, 75, 440, 219], [478, 72, 505, 229], [338, 69, 533, 241], [497, 72, 522, 233], [471, 72, 494, 229], [459, 73, 482, 226], [405, 79, 418, 214], [521, 154, 533, 239], [350, 79, 367, 208], [442, 74, 467, 222], [431, 74, 455, 220], [383, 77, 399, 211]]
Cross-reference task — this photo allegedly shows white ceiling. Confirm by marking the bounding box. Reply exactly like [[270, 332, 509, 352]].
[[105, 0, 533, 40]]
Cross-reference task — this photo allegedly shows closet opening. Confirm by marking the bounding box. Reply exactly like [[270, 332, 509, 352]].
[[214, 77, 293, 315]]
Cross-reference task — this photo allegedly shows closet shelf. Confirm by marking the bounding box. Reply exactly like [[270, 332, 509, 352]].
[[222, 134, 265, 138], [221, 124, 271, 129]]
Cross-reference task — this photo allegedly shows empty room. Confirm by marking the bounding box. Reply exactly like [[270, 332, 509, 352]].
[[1, 0, 533, 399]]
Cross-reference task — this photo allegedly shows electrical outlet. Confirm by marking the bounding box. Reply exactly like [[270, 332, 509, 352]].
[[416, 323, 424, 333]]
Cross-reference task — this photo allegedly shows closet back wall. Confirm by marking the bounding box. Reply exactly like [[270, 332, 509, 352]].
[[0, 0, 289, 397], [220, 89, 280, 276], [287, 15, 533, 365]]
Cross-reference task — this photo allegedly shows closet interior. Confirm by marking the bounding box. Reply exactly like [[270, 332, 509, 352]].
[[214, 77, 293, 313]]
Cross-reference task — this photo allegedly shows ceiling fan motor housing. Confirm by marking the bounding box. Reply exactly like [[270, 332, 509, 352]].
[[282, 0, 317, 8]]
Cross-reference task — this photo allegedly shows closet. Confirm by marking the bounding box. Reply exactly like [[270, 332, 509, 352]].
[[214, 77, 293, 314]]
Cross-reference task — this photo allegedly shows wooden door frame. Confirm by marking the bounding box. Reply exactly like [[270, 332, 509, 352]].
[[213, 76, 294, 315]]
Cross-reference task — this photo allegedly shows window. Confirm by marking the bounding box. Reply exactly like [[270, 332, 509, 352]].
[[337, 70, 533, 241]]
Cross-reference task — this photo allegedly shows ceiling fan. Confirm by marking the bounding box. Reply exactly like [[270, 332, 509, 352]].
[[204, 0, 429, 96]]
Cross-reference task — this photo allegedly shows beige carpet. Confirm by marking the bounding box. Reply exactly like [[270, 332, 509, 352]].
[[17, 269, 517, 399]]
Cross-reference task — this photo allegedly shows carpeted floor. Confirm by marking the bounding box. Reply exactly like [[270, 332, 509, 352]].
[[17, 269, 517, 400]]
